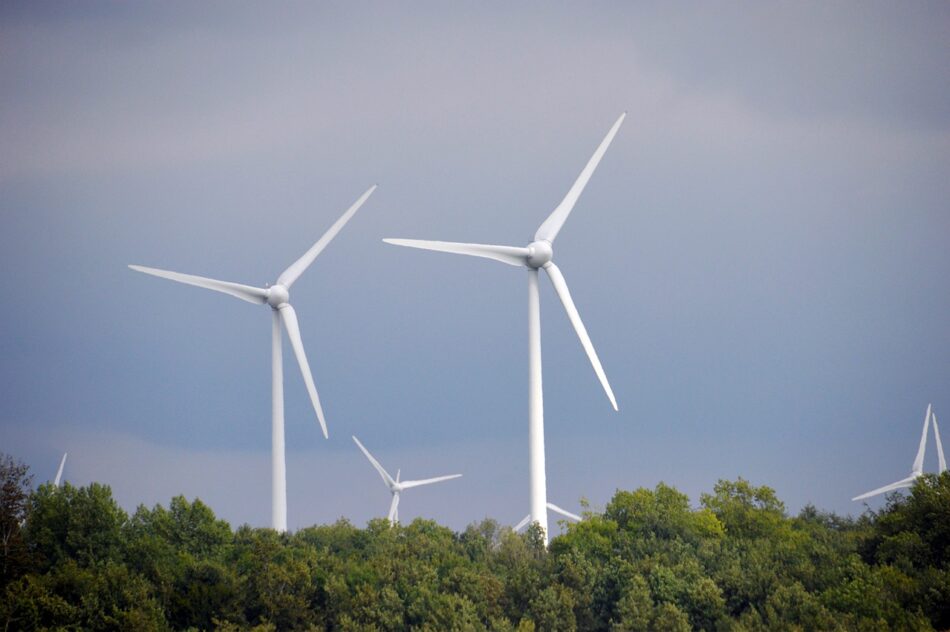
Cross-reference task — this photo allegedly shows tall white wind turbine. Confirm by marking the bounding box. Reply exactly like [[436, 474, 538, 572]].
[[853, 403, 947, 501], [53, 452, 67, 487], [384, 114, 625, 542], [130, 185, 376, 532], [352, 436, 462, 526]]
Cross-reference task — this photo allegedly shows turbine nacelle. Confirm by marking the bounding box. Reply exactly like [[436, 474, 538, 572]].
[[526, 240, 553, 269], [266, 284, 290, 308]]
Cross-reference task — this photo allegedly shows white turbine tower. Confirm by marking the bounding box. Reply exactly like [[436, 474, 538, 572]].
[[130, 185, 376, 532], [853, 403, 947, 501], [384, 114, 625, 542], [53, 452, 67, 487], [352, 436, 462, 526]]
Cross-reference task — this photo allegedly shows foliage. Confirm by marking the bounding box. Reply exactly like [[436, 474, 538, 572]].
[[0, 454, 32, 589], [1, 452, 948, 631]]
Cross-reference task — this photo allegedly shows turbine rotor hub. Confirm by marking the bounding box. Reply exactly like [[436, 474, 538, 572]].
[[526, 240, 553, 268], [266, 284, 290, 308]]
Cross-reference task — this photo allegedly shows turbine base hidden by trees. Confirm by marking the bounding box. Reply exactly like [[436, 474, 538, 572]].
[[2, 453, 950, 630]]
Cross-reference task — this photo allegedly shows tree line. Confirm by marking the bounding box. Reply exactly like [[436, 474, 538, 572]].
[[1, 453, 948, 631]]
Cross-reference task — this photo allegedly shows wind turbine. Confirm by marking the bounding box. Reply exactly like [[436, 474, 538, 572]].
[[130, 185, 376, 532], [352, 436, 461, 526], [53, 452, 67, 487], [853, 403, 947, 501], [384, 114, 625, 542]]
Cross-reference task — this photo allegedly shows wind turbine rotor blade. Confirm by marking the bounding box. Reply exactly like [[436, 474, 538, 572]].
[[388, 494, 400, 524], [912, 404, 932, 474], [543, 263, 618, 410], [352, 436, 396, 488], [534, 112, 626, 243], [278, 304, 328, 438], [383, 239, 530, 267], [53, 452, 67, 487], [546, 502, 582, 522], [277, 185, 378, 288], [932, 411, 946, 473], [852, 476, 916, 501], [129, 265, 268, 305], [514, 515, 531, 531], [399, 474, 463, 489]]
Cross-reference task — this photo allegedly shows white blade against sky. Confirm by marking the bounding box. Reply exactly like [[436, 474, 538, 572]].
[[852, 475, 917, 502], [932, 411, 946, 473], [534, 112, 626, 244], [515, 502, 582, 531], [543, 262, 618, 410], [352, 436, 396, 488], [53, 452, 67, 487], [399, 473, 463, 489], [127, 265, 268, 304], [912, 403, 932, 474], [546, 502, 582, 522], [278, 304, 328, 438], [381, 239, 530, 267], [278, 185, 377, 287]]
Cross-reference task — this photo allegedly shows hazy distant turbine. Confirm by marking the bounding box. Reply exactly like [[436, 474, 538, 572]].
[[352, 436, 462, 526]]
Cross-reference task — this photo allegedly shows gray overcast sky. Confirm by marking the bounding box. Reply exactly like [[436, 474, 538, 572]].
[[2, 2, 949, 532]]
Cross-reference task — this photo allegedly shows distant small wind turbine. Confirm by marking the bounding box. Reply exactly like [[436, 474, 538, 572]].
[[130, 185, 376, 531], [53, 452, 67, 487], [352, 436, 461, 526], [853, 403, 947, 501], [384, 114, 625, 542]]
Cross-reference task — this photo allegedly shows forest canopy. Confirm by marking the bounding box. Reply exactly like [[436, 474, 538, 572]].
[[1, 453, 948, 631]]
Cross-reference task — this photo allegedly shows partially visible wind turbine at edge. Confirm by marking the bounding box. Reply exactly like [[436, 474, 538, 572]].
[[352, 436, 462, 526], [384, 113, 625, 543], [130, 185, 377, 532], [853, 403, 947, 501]]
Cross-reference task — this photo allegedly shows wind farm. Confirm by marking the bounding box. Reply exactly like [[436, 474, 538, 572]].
[[2, 4, 949, 628]]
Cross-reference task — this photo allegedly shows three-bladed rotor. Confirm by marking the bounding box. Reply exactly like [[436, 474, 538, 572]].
[[130, 184, 376, 440], [352, 436, 462, 526], [384, 112, 626, 411]]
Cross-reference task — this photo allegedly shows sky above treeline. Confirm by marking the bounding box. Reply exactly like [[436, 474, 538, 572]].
[[1, 2, 948, 532]]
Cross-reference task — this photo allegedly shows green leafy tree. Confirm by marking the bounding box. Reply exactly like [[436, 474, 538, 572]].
[[0, 454, 32, 588]]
